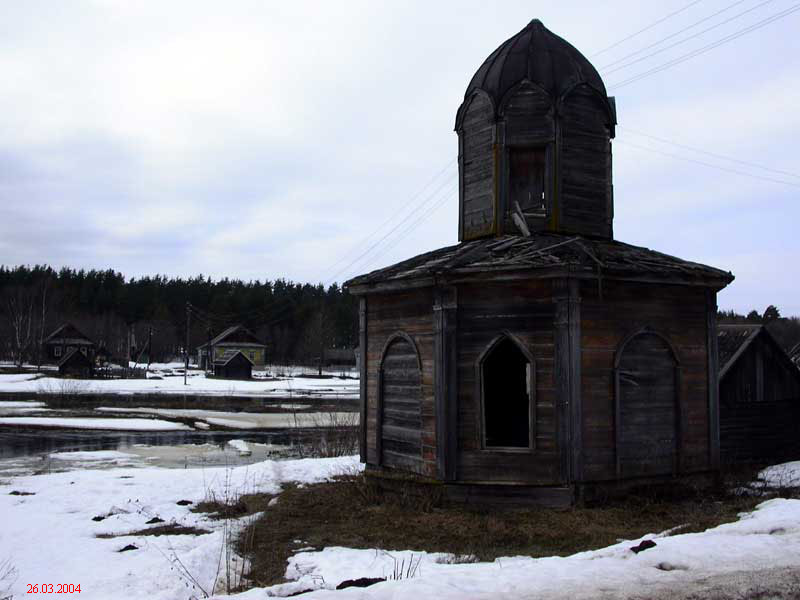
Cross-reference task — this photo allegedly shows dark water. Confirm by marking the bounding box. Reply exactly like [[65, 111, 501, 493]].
[[0, 428, 302, 460]]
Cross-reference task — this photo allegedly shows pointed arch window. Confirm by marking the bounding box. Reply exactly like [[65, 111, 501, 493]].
[[479, 335, 535, 450]]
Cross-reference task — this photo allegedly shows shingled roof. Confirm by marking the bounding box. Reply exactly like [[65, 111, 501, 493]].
[[717, 324, 762, 376], [346, 233, 734, 292], [198, 325, 265, 349]]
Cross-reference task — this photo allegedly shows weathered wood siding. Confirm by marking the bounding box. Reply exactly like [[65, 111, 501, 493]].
[[558, 85, 613, 239], [459, 93, 496, 241], [720, 333, 800, 463], [455, 280, 561, 484], [580, 280, 710, 482], [617, 333, 678, 478], [380, 336, 424, 473], [720, 401, 800, 464], [365, 290, 436, 477]]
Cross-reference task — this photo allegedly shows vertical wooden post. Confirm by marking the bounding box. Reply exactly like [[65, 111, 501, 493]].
[[567, 279, 582, 483], [359, 297, 368, 463], [184, 302, 190, 386], [706, 290, 721, 470], [554, 278, 581, 485], [434, 286, 458, 481]]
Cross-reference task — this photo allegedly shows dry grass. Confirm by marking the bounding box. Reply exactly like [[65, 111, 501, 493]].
[[193, 492, 277, 520], [239, 474, 766, 588], [95, 524, 211, 538]]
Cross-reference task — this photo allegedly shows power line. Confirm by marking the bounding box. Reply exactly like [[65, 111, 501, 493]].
[[599, 0, 751, 71], [602, 0, 775, 75], [591, 0, 705, 57], [619, 126, 800, 180], [322, 156, 457, 275], [616, 139, 800, 188], [609, 3, 800, 89], [324, 170, 458, 284], [352, 181, 459, 278]]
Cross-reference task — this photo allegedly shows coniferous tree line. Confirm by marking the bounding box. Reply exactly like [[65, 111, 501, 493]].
[[718, 305, 800, 353], [0, 265, 358, 366]]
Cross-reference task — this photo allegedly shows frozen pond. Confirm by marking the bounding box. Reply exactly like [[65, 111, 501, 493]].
[[0, 428, 307, 475]]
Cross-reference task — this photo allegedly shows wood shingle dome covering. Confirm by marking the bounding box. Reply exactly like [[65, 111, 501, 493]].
[[457, 19, 612, 127]]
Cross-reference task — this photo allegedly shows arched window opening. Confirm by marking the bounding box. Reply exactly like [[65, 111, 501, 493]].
[[482, 337, 533, 449], [509, 147, 547, 221]]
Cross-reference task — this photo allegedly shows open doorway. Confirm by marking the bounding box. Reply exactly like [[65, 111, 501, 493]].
[[481, 336, 533, 449]]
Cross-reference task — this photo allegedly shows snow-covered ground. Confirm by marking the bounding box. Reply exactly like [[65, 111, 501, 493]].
[[96, 407, 355, 429], [2, 457, 799, 600], [0, 417, 192, 431], [0, 455, 357, 600], [0, 372, 358, 399]]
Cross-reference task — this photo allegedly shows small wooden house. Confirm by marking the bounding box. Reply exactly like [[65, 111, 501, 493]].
[[718, 325, 800, 464], [213, 350, 254, 380], [346, 20, 734, 505], [197, 325, 266, 370], [58, 347, 93, 378], [44, 323, 95, 364]]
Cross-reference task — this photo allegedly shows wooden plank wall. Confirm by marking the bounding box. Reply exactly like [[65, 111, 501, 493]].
[[559, 85, 613, 239], [580, 280, 710, 482], [455, 280, 561, 484], [460, 93, 496, 241], [366, 289, 436, 478], [720, 400, 800, 464], [380, 337, 424, 473], [720, 334, 800, 463]]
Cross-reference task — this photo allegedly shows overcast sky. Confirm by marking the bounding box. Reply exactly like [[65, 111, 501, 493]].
[[1, 0, 798, 315]]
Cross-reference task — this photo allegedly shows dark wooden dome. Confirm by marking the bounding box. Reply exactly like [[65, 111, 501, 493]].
[[458, 19, 611, 126]]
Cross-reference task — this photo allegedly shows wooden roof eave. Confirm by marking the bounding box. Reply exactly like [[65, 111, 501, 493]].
[[348, 265, 733, 296]]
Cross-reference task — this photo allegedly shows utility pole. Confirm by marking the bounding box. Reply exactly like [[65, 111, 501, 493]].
[[184, 302, 190, 386], [147, 326, 153, 372]]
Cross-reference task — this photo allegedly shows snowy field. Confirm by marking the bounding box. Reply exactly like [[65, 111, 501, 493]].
[[0, 371, 358, 399], [1, 457, 800, 600]]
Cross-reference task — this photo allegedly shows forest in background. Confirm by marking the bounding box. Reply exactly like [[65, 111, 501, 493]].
[[0, 265, 358, 366], [1, 264, 798, 368]]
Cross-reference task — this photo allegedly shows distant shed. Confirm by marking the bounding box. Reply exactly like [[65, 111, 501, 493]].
[[58, 348, 94, 378], [213, 350, 253, 380], [718, 324, 800, 464]]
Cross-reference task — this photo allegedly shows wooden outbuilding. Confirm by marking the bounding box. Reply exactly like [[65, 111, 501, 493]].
[[213, 349, 254, 380], [346, 20, 734, 506], [58, 347, 94, 378], [718, 325, 800, 464], [44, 323, 95, 364], [790, 342, 800, 371], [198, 325, 267, 370]]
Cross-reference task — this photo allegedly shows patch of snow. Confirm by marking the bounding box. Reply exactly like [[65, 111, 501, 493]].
[[0, 372, 358, 398], [96, 407, 355, 429], [49, 450, 140, 461], [0, 401, 46, 408], [0, 417, 192, 431], [760, 461, 800, 488], [227, 440, 252, 456], [0, 455, 358, 600]]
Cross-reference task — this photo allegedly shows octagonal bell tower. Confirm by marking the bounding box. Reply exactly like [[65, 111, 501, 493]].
[[455, 19, 617, 241]]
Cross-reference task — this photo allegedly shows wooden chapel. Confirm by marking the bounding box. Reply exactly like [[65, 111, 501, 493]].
[[346, 19, 734, 505]]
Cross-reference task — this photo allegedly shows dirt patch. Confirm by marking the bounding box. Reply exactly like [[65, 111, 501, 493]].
[[96, 524, 211, 538], [240, 474, 765, 589], [193, 492, 277, 520]]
